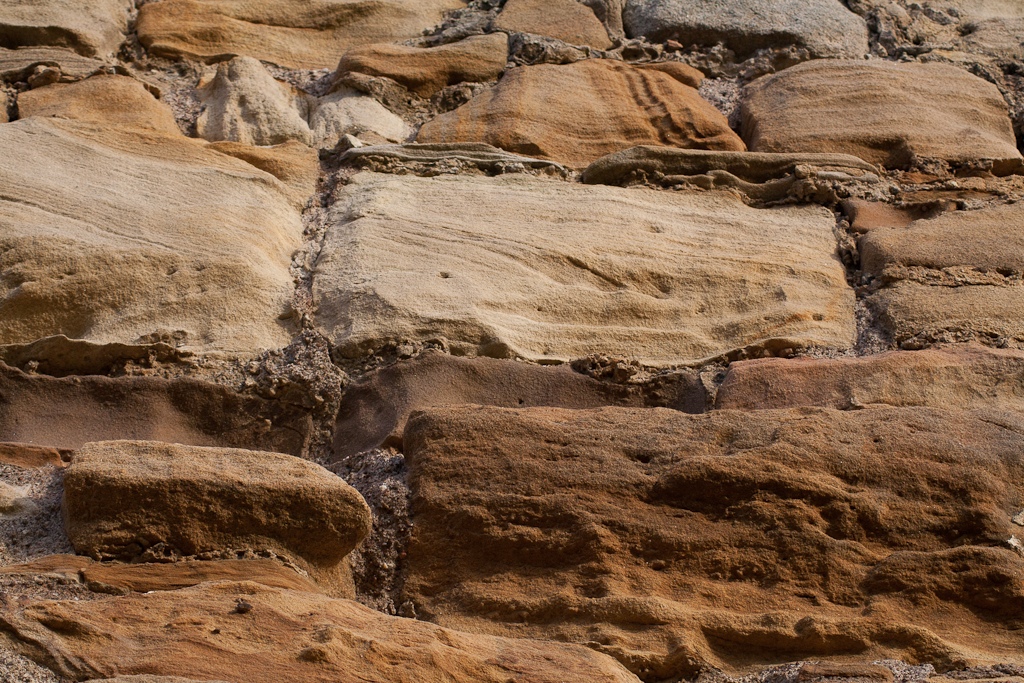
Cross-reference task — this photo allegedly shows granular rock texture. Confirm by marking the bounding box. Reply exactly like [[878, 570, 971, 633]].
[[417, 59, 743, 167], [62, 441, 371, 589], [136, 0, 466, 69], [623, 0, 869, 59], [314, 172, 854, 364], [401, 405, 1024, 679], [0, 581, 642, 683], [740, 60, 1023, 173]]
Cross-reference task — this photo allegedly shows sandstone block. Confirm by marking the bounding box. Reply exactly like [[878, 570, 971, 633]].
[[0, 362, 311, 456], [0, 76, 303, 353], [860, 204, 1024, 347], [313, 172, 855, 365], [136, 0, 465, 70], [401, 405, 1024, 678], [417, 59, 743, 167], [740, 60, 1023, 173], [0, 581, 641, 683], [0, 0, 131, 57], [715, 346, 1024, 411], [197, 56, 314, 146], [335, 34, 509, 98], [62, 441, 371, 587], [0, 47, 107, 82], [623, 0, 868, 58], [310, 87, 410, 148], [495, 0, 612, 49], [333, 351, 705, 459]]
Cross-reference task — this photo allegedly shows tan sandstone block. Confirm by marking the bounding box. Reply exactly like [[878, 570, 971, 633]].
[[494, 0, 613, 49], [715, 346, 1024, 411], [0, 76, 304, 353], [136, 0, 466, 70], [62, 441, 371, 591], [401, 404, 1024, 678], [0, 581, 641, 683], [335, 34, 509, 97], [312, 172, 855, 365], [0, 0, 132, 58], [417, 59, 742, 167], [740, 60, 1022, 173], [623, 0, 868, 58]]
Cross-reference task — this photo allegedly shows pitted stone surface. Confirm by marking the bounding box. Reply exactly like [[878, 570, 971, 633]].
[[313, 172, 854, 365]]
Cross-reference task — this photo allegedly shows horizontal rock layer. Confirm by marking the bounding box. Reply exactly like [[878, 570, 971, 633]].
[[313, 172, 855, 365]]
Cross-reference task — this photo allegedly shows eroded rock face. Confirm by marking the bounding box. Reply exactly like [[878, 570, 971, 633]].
[[313, 172, 855, 365], [623, 0, 869, 58], [62, 441, 371, 588], [861, 204, 1024, 347], [333, 351, 705, 459], [335, 34, 509, 98], [0, 75, 303, 353], [715, 347, 1024, 411], [417, 59, 743, 167], [197, 56, 315, 146], [740, 60, 1023, 173], [401, 405, 1024, 678], [0, 581, 642, 683], [0, 0, 132, 57], [494, 0, 613, 49], [136, 0, 466, 69], [0, 362, 311, 456]]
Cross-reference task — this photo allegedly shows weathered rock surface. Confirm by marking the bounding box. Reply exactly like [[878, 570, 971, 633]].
[[205, 139, 319, 208], [310, 86, 410, 147], [0, 46, 107, 81], [417, 59, 742, 167], [0, 581, 642, 683], [740, 60, 1023, 173], [0, 75, 303, 353], [197, 56, 314, 146], [716, 346, 1024, 411], [335, 34, 508, 98], [0, 362, 311, 456], [402, 405, 1024, 678], [136, 0, 466, 69], [333, 351, 705, 459], [0, 442, 66, 469], [495, 0, 613, 49], [0, 554, 321, 594], [623, 0, 868, 58], [93, 677, 232, 683], [313, 172, 855, 365], [0, 0, 131, 58], [861, 204, 1024, 347], [582, 145, 880, 202], [62, 441, 371, 589], [340, 142, 569, 176]]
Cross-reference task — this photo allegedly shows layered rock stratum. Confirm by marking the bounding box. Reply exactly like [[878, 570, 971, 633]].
[[1, 1, 1023, 682]]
